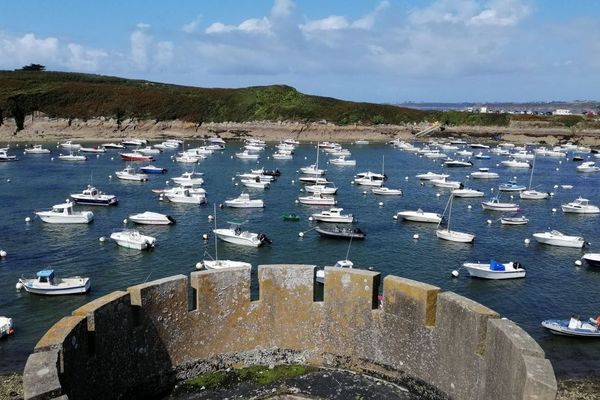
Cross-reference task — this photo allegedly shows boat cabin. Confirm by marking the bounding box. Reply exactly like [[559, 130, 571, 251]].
[[36, 269, 57, 285], [51, 203, 74, 215]]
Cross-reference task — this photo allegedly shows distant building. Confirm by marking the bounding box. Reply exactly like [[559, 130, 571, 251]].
[[479, 106, 487, 113], [553, 109, 572, 115]]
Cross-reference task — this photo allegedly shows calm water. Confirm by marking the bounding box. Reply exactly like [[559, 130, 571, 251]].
[[1, 141, 599, 377]]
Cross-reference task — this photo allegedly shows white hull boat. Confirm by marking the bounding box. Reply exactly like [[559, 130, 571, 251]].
[[298, 195, 337, 206], [542, 317, 600, 337], [172, 172, 204, 186], [163, 188, 206, 204], [500, 160, 531, 168], [577, 162, 600, 173], [416, 172, 449, 180], [562, 198, 600, 214], [80, 146, 106, 153], [533, 230, 585, 248], [371, 187, 402, 196], [213, 227, 270, 247], [519, 190, 549, 200], [110, 230, 156, 250], [102, 143, 125, 149], [201, 259, 252, 270], [175, 154, 201, 163], [224, 193, 264, 208], [436, 229, 475, 243], [0, 316, 14, 338], [582, 253, 600, 267], [18, 269, 90, 295], [116, 166, 148, 181], [70, 186, 118, 206], [329, 156, 356, 166], [500, 216, 529, 225], [311, 208, 354, 223], [463, 261, 526, 279], [36, 202, 94, 224], [481, 199, 520, 212], [452, 188, 484, 198], [58, 153, 87, 161], [60, 141, 81, 151], [300, 165, 325, 175], [431, 178, 462, 189], [305, 184, 338, 195], [24, 145, 51, 154], [241, 179, 270, 189], [470, 168, 499, 179], [236, 151, 259, 160], [129, 211, 175, 225], [396, 210, 442, 223]]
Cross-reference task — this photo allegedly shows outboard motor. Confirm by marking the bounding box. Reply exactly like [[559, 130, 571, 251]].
[[258, 233, 272, 244]]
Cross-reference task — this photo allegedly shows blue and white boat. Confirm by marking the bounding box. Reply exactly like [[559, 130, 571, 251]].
[[499, 181, 526, 192], [17, 269, 91, 295], [141, 165, 168, 174], [542, 316, 600, 337]]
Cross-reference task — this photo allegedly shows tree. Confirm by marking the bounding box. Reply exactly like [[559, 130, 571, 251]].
[[20, 64, 46, 71]]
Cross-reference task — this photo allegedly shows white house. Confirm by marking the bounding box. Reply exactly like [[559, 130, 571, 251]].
[[553, 109, 572, 115]]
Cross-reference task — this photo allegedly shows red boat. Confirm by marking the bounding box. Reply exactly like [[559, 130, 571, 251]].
[[120, 152, 154, 161]]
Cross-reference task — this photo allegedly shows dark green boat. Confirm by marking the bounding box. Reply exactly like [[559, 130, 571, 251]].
[[282, 213, 300, 221]]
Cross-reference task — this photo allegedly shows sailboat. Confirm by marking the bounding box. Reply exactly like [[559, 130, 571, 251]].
[[316, 236, 355, 284], [519, 156, 550, 200], [436, 194, 475, 243], [199, 205, 253, 270], [300, 143, 325, 175]]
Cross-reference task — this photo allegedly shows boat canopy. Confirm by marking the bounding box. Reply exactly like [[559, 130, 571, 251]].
[[52, 203, 73, 210], [489, 260, 505, 271], [37, 269, 55, 278]]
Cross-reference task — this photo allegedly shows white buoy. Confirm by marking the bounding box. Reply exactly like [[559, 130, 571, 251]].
[[96, 154, 100, 158], [295, 200, 299, 204], [487, 219, 492, 224], [111, 157, 114, 160], [298, 232, 304, 237], [159, 195, 164, 201], [291, 180, 295, 184], [413, 234, 419, 240], [16, 282, 23, 290], [0, 249, 6, 257], [304, 156, 307, 160], [405, 176, 409, 180], [420, 182, 424, 186], [299, 188, 304, 192], [550, 192, 555, 196], [436, 193, 441, 197], [556, 168, 559, 171], [231, 177, 235, 181], [109, 175, 112, 179], [195, 262, 203, 270], [208, 215, 213, 221], [575, 260, 582, 266], [393, 215, 398, 220], [165, 180, 170, 185], [6, 179, 10, 183], [467, 205, 472, 209], [99, 236, 106, 242], [230, 155, 234, 159], [553, 184, 558, 189], [25, 216, 31, 222], [513, 176, 517, 180], [524, 238, 530, 245], [559, 160, 562, 164], [202, 234, 209, 240], [234, 183, 238, 186], [51, 157, 54, 161], [510, 195, 514, 199], [552, 208, 557, 213], [308, 217, 314, 222], [490, 188, 494, 192], [451, 270, 459, 278], [363, 191, 367, 195], [378, 202, 384, 207], [123, 218, 128, 224]]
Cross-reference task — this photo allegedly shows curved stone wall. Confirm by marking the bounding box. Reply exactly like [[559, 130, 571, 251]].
[[23, 265, 557, 399]]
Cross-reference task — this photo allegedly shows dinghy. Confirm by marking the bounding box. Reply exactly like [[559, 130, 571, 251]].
[[463, 260, 526, 280], [542, 316, 600, 337], [110, 230, 156, 250]]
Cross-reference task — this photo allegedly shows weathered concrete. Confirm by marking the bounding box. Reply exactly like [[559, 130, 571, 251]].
[[22, 265, 557, 400]]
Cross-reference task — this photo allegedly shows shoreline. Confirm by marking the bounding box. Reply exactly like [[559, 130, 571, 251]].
[[1, 115, 600, 146]]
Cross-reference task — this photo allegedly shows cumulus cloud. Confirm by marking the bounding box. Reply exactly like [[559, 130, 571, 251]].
[[300, 0, 390, 33], [271, 0, 295, 19], [182, 16, 202, 33], [130, 24, 152, 69], [206, 17, 271, 34]]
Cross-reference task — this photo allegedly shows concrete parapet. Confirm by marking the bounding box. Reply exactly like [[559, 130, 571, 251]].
[[22, 265, 557, 400]]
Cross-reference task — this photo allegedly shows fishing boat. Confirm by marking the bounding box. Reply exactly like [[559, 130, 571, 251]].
[[500, 159, 531, 169], [70, 186, 118, 206], [282, 213, 300, 221], [582, 253, 600, 267], [58, 153, 87, 161], [241, 178, 270, 189], [481, 197, 520, 212], [396, 209, 442, 223], [354, 156, 387, 186], [415, 172, 449, 180], [163, 188, 206, 204], [115, 166, 148, 181], [431, 178, 462, 189], [129, 211, 175, 225], [577, 161, 600, 173], [17, 269, 90, 295], [110, 230, 156, 250], [462, 260, 526, 280], [452, 188, 484, 198], [120, 152, 153, 162], [80, 146, 106, 153], [24, 145, 51, 154], [443, 159, 473, 167], [436, 194, 475, 243], [235, 150, 259, 160], [140, 165, 168, 174], [299, 176, 329, 184], [213, 221, 271, 247], [533, 230, 586, 248], [224, 193, 264, 208], [542, 316, 600, 337], [470, 168, 499, 179], [35, 202, 94, 224], [0, 149, 17, 161], [456, 150, 473, 157], [511, 150, 534, 160], [561, 197, 600, 214], [272, 150, 293, 160], [329, 156, 356, 166], [172, 172, 204, 186], [59, 141, 81, 151], [315, 226, 366, 240], [0, 316, 14, 338], [311, 208, 354, 223], [305, 182, 338, 195], [371, 187, 402, 196], [298, 193, 337, 206], [316, 249, 355, 283]]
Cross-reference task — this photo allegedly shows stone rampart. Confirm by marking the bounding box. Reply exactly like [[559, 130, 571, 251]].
[[23, 265, 556, 399]]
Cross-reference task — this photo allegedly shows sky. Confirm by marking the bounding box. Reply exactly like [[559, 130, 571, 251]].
[[0, 0, 599, 103]]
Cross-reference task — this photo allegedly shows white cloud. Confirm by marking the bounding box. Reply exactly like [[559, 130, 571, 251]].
[[66, 43, 107, 70], [206, 17, 271, 34], [300, 16, 349, 33], [271, 0, 295, 19], [182, 16, 202, 34], [130, 26, 152, 69], [156, 41, 174, 66]]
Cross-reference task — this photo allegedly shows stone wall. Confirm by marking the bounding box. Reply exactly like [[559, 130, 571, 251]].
[[23, 265, 557, 400]]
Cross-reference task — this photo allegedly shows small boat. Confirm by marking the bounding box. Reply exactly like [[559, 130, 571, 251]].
[[235, 150, 259, 160], [443, 159, 473, 167], [110, 230, 156, 250], [224, 193, 264, 208], [213, 222, 271, 247], [462, 260, 526, 279], [452, 188, 484, 198], [70, 186, 118, 206], [0, 316, 14, 338], [121, 139, 147, 146], [305, 183, 338, 195], [311, 208, 354, 223], [437, 194, 475, 243], [511, 150, 534, 160], [135, 147, 161, 156], [499, 181, 526, 192], [299, 176, 329, 184], [500, 216, 529, 225], [582, 253, 600, 267], [542, 316, 600, 337], [80, 146, 106, 153], [561, 197, 600, 214], [315, 226, 366, 240], [115, 166, 148, 181], [298, 194, 337, 206], [60, 141, 81, 151], [120, 152, 153, 161], [470, 168, 499, 179], [140, 165, 168, 174], [533, 230, 586, 248], [353, 174, 385, 187], [415, 172, 449, 180], [519, 190, 550, 200], [431, 178, 462, 189], [500, 159, 531, 168], [272, 151, 293, 160], [577, 161, 600, 173], [175, 154, 202, 163], [24, 145, 51, 154], [300, 165, 326, 175], [282, 213, 300, 221], [102, 143, 125, 149], [481, 197, 520, 212], [241, 178, 270, 189], [474, 152, 490, 159], [17, 269, 90, 295], [329, 156, 356, 166], [572, 156, 584, 162], [395, 209, 442, 223], [163, 188, 206, 204], [470, 143, 490, 149], [355, 140, 369, 145], [0, 149, 17, 162], [423, 151, 447, 159], [172, 172, 204, 186], [129, 211, 175, 225], [58, 153, 87, 161], [316, 259, 354, 284], [371, 187, 402, 196], [36, 202, 94, 224]]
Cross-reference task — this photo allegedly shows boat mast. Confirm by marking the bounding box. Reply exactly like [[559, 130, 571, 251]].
[[213, 204, 218, 261], [447, 194, 453, 232], [315, 142, 320, 170], [528, 156, 536, 190], [345, 235, 353, 261]]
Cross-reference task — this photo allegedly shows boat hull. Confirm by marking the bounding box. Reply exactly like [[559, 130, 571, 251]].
[[533, 234, 584, 248], [70, 196, 117, 206], [436, 229, 474, 243], [21, 279, 91, 295], [463, 263, 525, 279]]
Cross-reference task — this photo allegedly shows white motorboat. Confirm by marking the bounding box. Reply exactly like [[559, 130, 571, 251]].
[[305, 183, 338, 195], [172, 172, 204, 186], [299, 176, 329, 184], [70, 186, 118, 206], [353, 171, 386, 187], [452, 188, 484, 198], [300, 165, 326, 175], [115, 166, 148, 181], [120, 152, 154, 162], [272, 151, 293, 160], [163, 188, 206, 204], [577, 161, 600, 173], [481, 197, 520, 212], [500, 216, 529, 225], [520, 190, 550, 200], [561, 197, 600, 214], [175, 154, 202, 163], [0, 316, 14, 338], [474, 152, 490, 159], [500, 159, 531, 168], [122, 139, 147, 146], [24, 144, 51, 154], [470, 143, 490, 149], [329, 156, 356, 166], [431, 178, 462, 189], [533, 230, 585, 248], [542, 316, 600, 337], [135, 147, 161, 156], [316, 260, 354, 284], [415, 172, 449, 180], [240, 179, 270, 189], [60, 141, 81, 151], [311, 208, 354, 223], [355, 140, 369, 145], [224, 193, 264, 208], [395, 209, 442, 223], [129, 211, 175, 225], [36, 202, 94, 224], [423, 151, 447, 159], [470, 168, 499, 179], [372, 187, 402, 196], [235, 150, 259, 160], [436, 194, 475, 243], [0, 149, 18, 161], [110, 230, 156, 250], [462, 260, 526, 280], [102, 143, 125, 149], [17, 269, 90, 295], [443, 159, 473, 167], [213, 222, 270, 247], [498, 181, 527, 192], [510, 150, 534, 160], [58, 153, 87, 161], [80, 146, 106, 153], [456, 150, 474, 157], [298, 194, 337, 206], [581, 253, 600, 267], [208, 136, 226, 145]]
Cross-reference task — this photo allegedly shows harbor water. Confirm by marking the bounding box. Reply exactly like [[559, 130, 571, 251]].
[[1, 141, 599, 377]]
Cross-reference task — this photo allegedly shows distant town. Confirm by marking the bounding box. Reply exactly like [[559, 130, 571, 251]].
[[398, 101, 600, 117]]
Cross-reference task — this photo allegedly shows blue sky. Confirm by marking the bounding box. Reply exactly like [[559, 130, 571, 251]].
[[1, 0, 598, 103]]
